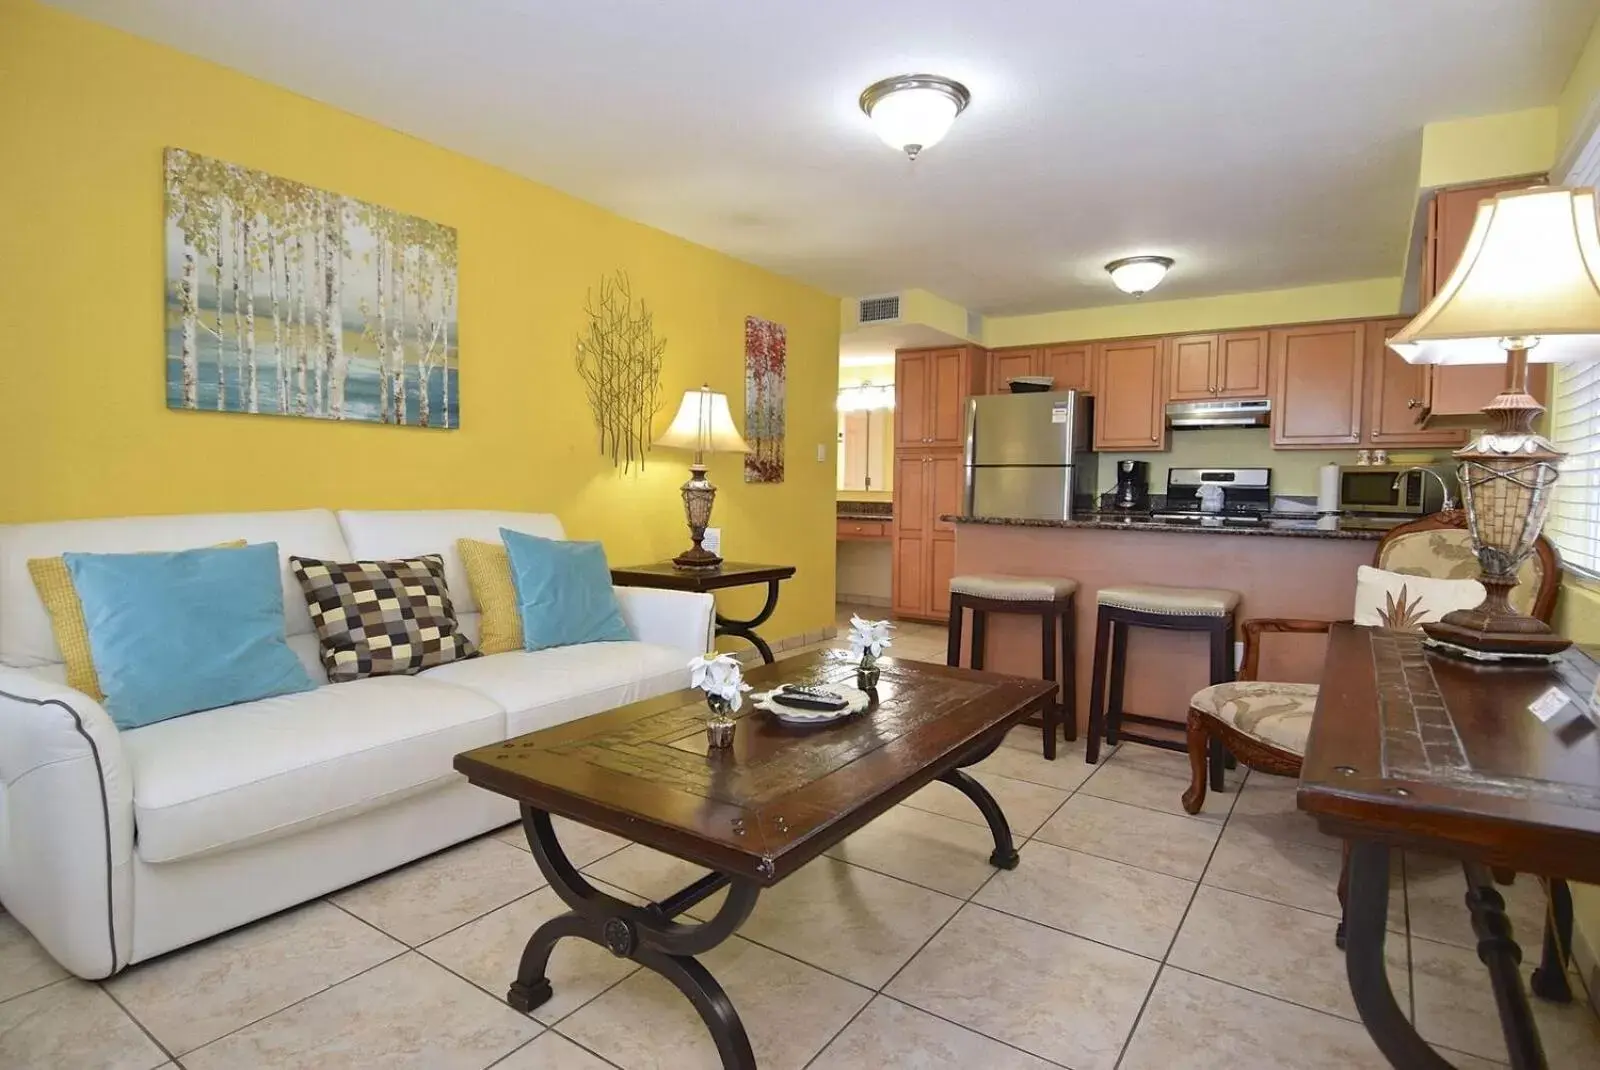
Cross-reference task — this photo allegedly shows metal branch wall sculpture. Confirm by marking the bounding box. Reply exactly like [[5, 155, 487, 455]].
[[574, 271, 667, 471]]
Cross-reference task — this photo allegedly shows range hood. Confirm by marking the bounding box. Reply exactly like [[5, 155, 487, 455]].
[[1165, 398, 1272, 429]]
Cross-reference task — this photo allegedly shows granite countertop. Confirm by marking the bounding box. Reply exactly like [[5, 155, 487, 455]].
[[942, 513, 1384, 541]]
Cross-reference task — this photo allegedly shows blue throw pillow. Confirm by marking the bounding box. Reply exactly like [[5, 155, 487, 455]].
[[499, 527, 632, 651], [65, 542, 316, 729]]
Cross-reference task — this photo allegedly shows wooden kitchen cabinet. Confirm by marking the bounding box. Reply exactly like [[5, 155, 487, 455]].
[[986, 347, 1038, 394], [1216, 331, 1270, 396], [1270, 322, 1366, 448], [1039, 344, 1094, 393], [836, 518, 889, 540], [1093, 338, 1167, 450], [1419, 177, 1549, 421], [1364, 316, 1467, 447], [896, 346, 986, 448], [985, 344, 1094, 394], [1168, 331, 1268, 401], [1167, 335, 1217, 400], [891, 449, 964, 621]]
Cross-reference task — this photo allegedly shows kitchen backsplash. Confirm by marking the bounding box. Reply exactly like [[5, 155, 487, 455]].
[[1095, 428, 1445, 496]]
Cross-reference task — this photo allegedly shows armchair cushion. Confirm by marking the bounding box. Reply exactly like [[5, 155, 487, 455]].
[[1351, 566, 1483, 631], [1191, 681, 1319, 756]]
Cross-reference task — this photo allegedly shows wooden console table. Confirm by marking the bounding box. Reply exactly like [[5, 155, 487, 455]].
[[1299, 624, 1600, 1070], [610, 561, 797, 664]]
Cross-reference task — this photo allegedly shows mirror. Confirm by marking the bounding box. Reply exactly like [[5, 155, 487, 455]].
[[837, 384, 894, 492]]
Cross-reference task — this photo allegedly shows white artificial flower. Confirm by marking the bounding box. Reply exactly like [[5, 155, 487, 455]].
[[688, 652, 752, 711], [847, 615, 894, 660]]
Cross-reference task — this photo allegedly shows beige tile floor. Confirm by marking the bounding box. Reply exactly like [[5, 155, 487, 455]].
[[3, 608, 1598, 1069]]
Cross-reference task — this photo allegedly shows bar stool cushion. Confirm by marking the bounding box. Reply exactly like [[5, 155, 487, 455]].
[[1096, 584, 1239, 617], [949, 574, 1077, 602], [1191, 681, 1319, 755]]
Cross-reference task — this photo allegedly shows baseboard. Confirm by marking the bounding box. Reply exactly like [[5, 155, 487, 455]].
[[730, 625, 837, 664], [838, 595, 891, 608]]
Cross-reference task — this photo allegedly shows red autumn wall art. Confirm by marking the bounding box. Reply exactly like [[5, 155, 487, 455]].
[[743, 316, 786, 483]]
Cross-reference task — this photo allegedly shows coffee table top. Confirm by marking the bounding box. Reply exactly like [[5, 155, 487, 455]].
[[454, 650, 1053, 884], [1299, 624, 1600, 885]]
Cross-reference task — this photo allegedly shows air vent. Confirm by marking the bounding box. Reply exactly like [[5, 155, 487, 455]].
[[966, 309, 983, 339], [857, 294, 901, 324]]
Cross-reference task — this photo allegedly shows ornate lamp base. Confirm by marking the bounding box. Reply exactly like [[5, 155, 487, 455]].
[[673, 462, 723, 571], [1422, 615, 1570, 658]]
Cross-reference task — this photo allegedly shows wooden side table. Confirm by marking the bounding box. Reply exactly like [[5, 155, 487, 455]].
[[610, 562, 797, 664], [1300, 625, 1600, 1070]]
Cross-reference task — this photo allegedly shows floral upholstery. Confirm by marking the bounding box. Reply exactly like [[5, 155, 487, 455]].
[[1377, 528, 1542, 617], [1190, 681, 1320, 756]]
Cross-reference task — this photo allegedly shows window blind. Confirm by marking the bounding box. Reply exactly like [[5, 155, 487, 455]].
[[1548, 358, 1600, 578]]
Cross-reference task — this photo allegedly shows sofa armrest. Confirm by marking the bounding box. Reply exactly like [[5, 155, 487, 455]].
[[0, 669, 132, 978], [614, 586, 716, 657]]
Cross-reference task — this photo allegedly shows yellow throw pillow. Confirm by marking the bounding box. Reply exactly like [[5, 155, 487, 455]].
[[29, 540, 248, 701], [458, 538, 522, 655]]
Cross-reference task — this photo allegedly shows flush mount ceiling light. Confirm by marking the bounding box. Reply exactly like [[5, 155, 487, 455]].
[[859, 74, 971, 160], [1106, 255, 1175, 297]]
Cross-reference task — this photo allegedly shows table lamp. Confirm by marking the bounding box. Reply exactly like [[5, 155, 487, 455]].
[[1389, 185, 1600, 658], [655, 385, 750, 570]]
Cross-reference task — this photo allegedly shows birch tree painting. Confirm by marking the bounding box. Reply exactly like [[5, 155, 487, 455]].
[[164, 148, 459, 428], [744, 316, 786, 483]]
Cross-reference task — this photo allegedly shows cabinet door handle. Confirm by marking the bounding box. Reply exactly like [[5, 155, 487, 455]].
[[1406, 398, 1420, 409]]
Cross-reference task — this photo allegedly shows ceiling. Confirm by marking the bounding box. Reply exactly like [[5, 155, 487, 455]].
[[50, 0, 1600, 314]]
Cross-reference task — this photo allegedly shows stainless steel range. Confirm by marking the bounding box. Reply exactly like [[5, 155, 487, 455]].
[[1151, 467, 1271, 527]]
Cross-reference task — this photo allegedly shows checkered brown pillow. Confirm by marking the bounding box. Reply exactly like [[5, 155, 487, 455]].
[[290, 554, 475, 682]]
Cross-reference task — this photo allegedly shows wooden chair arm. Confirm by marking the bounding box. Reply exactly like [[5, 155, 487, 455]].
[[1238, 618, 1348, 681]]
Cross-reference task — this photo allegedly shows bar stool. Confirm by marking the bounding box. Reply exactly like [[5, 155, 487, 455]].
[[946, 574, 1078, 761], [1085, 584, 1240, 768]]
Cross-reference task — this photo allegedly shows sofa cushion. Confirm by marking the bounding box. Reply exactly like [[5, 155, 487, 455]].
[[67, 543, 316, 729], [422, 641, 688, 736], [0, 509, 350, 670], [122, 675, 504, 864], [291, 554, 475, 681]]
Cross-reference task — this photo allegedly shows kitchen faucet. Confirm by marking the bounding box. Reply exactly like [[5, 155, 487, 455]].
[[1393, 467, 1456, 512]]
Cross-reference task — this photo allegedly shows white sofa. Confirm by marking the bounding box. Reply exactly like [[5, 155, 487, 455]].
[[0, 509, 713, 979]]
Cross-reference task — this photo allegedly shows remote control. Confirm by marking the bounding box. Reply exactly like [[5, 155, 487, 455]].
[[776, 685, 850, 711]]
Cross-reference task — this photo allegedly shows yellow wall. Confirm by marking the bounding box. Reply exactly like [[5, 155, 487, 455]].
[[0, 0, 841, 638], [1560, 13, 1600, 156], [983, 277, 1403, 348], [1417, 108, 1557, 189]]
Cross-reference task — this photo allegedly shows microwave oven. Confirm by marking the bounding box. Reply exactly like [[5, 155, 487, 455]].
[[1337, 464, 1454, 517]]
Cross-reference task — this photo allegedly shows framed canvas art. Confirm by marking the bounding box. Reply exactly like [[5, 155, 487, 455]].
[[164, 148, 459, 428], [744, 316, 786, 483]]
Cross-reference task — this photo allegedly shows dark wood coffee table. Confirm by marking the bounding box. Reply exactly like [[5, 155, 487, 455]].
[[1300, 625, 1600, 1070], [454, 650, 1054, 1069]]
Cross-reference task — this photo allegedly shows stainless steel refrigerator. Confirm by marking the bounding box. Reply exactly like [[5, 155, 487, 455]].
[[963, 390, 1096, 520]]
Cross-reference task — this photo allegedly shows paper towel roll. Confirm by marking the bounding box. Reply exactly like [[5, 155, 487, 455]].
[[1317, 463, 1340, 515]]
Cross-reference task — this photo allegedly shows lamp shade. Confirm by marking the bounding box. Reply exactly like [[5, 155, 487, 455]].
[[655, 387, 750, 455], [1389, 186, 1600, 365]]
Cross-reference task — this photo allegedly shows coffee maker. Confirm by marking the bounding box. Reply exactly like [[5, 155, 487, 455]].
[[1113, 459, 1150, 510]]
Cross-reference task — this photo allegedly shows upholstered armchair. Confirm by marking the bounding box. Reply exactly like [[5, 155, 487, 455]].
[[1181, 510, 1561, 815]]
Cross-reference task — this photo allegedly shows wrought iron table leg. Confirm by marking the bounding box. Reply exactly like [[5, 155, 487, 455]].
[[715, 580, 781, 665], [1345, 840, 1455, 1070], [514, 807, 761, 1069], [1462, 862, 1547, 1070], [938, 764, 1019, 869], [1530, 878, 1574, 1004]]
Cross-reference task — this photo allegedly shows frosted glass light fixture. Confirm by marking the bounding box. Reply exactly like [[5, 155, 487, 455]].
[[1106, 256, 1175, 297], [859, 74, 971, 160]]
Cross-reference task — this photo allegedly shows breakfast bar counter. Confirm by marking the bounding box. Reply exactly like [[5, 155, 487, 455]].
[[945, 515, 1378, 741]]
